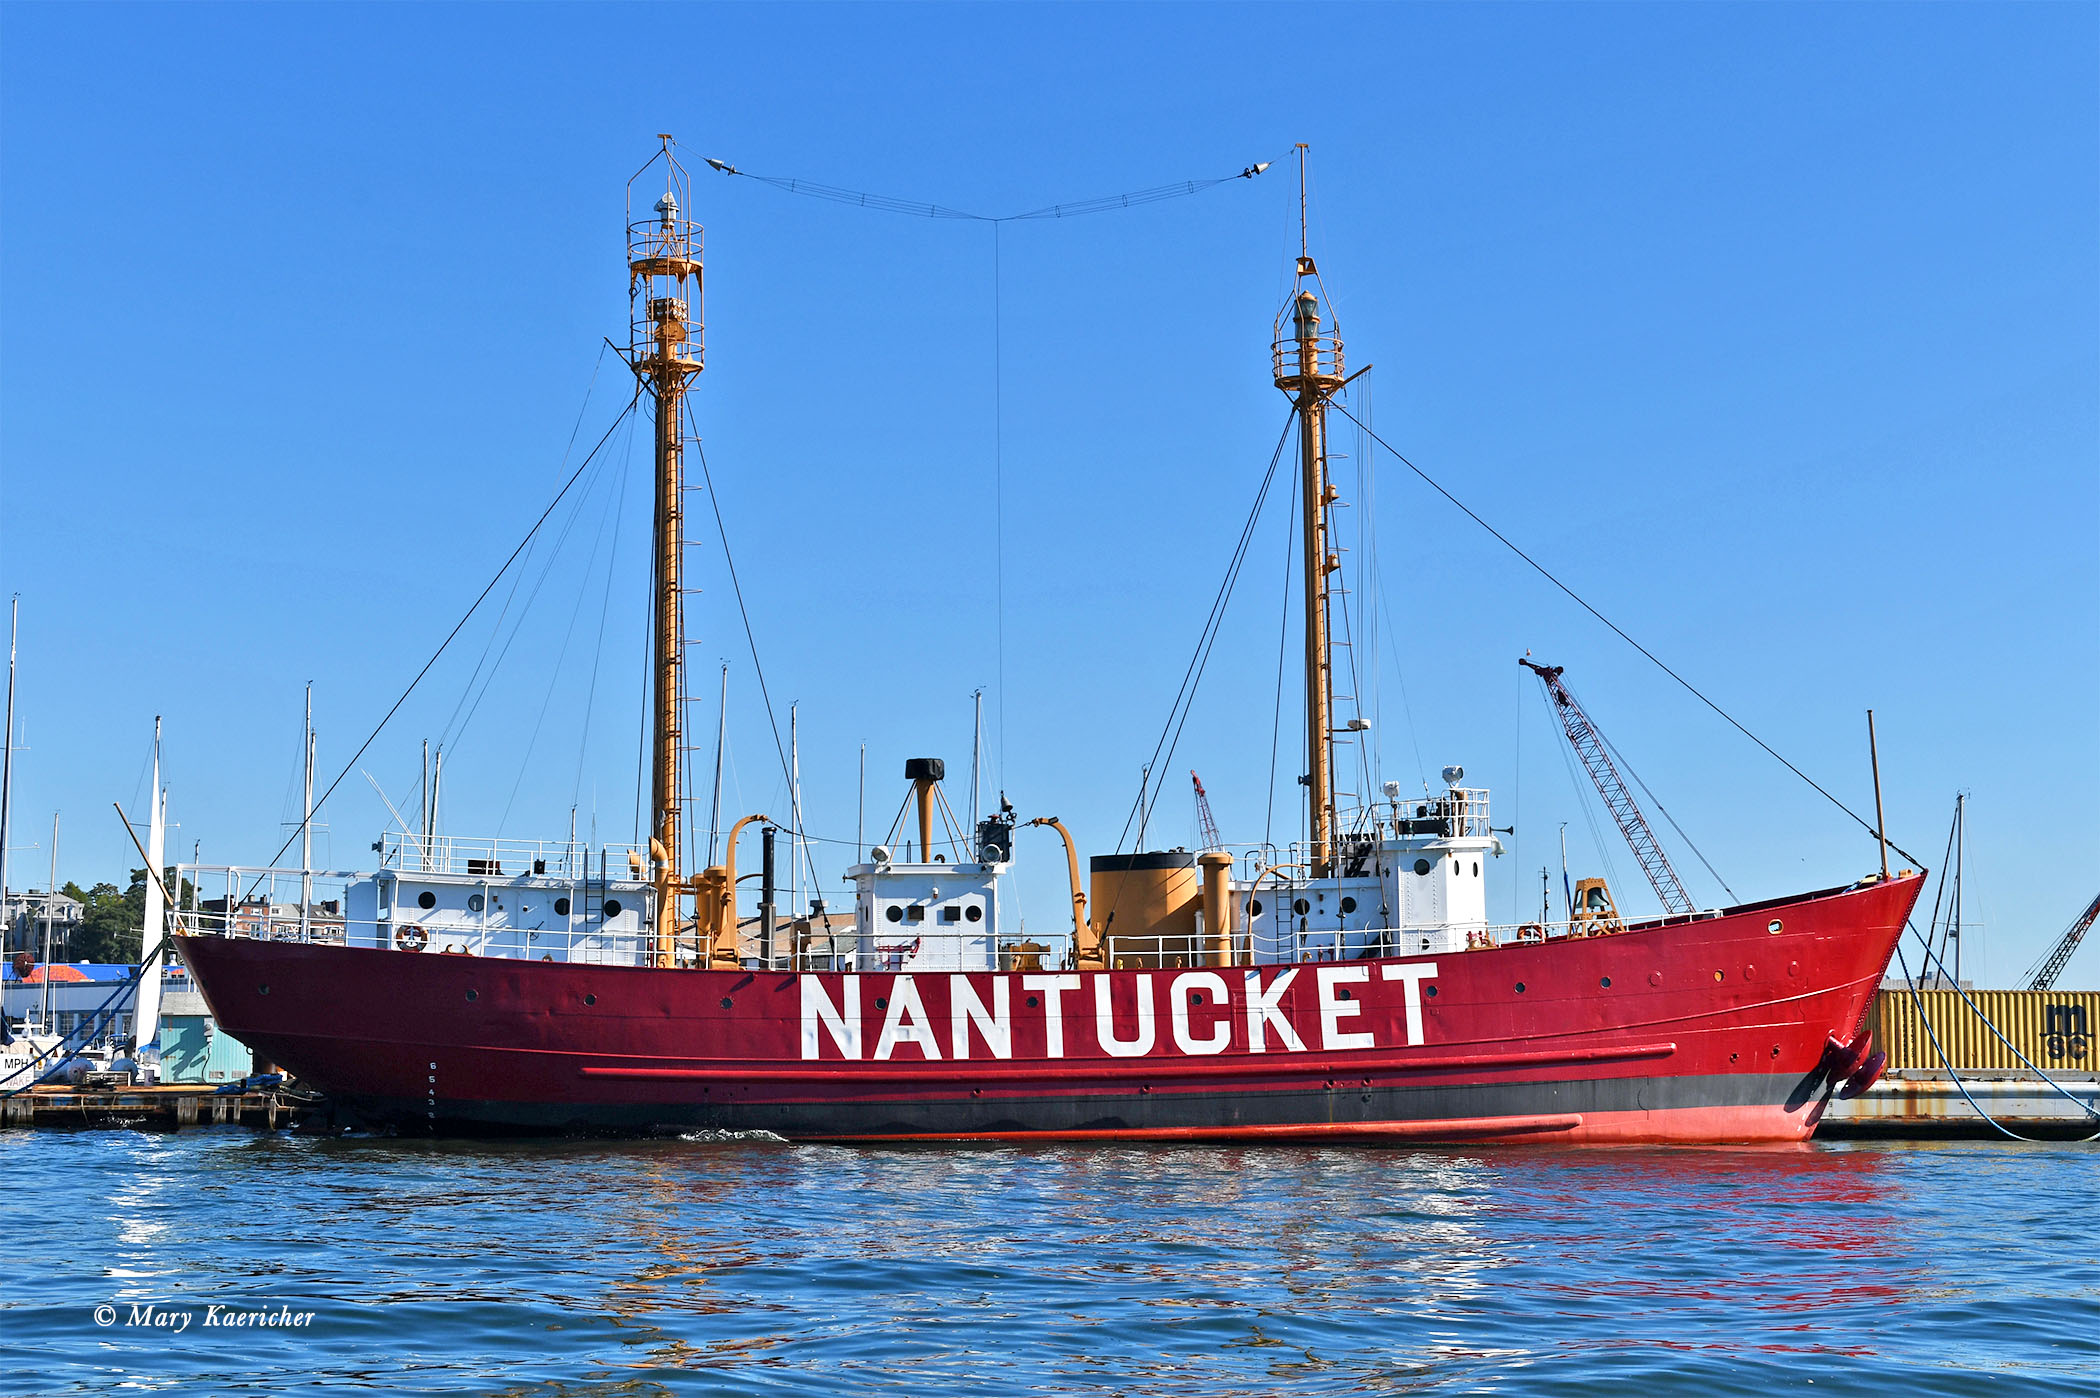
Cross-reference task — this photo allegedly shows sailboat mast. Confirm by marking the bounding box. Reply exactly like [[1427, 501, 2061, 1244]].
[[137, 718, 167, 1058], [0, 596, 15, 947], [1952, 792, 1965, 986], [43, 811, 57, 1026], [301, 683, 314, 928], [1275, 144, 1347, 877], [628, 135, 704, 964]]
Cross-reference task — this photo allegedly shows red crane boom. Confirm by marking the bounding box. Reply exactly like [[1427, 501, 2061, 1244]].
[[1191, 771, 1223, 853], [2024, 891, 2100, 992], [1520, 658, 1695, 917]]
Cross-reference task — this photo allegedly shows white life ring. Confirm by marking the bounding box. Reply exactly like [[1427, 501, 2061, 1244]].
[[395, 924, 429, 952]]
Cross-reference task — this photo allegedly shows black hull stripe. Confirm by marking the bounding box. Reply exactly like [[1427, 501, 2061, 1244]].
[[329, 1070, 1821, 1138]]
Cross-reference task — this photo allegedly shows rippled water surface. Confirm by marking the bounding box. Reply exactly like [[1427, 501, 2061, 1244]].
[[3, 1130, 2094, 1394]]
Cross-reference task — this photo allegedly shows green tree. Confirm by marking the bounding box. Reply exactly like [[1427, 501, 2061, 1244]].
[[39, 869, 196, 964], [71, 881, 137, 964]]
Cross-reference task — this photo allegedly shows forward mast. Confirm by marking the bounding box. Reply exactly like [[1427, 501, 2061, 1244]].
[[1274, 145, 1351, 877]]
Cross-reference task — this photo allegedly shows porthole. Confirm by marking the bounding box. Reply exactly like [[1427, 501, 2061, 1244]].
[[875, 997, 889, 1010], [965, 905, 983, 923], [1413, 859, 1431, 876], [1713, 970, 1724, 982], [465, 989, 478, 1002], [603, 898, 623, 918], [1337, 987, 1353, 1001], [885, 905, 904, 923], [417, 890, 436, 910], [1600, 976, 1612, 988], [1767, 919, 1784, 934], [1514, 982, 1526, 994], [1248, 899, 1264, 917], [1340, 897, 1357, 915], [554, 897, 571, 917], [1026, 995, 1040, 1009], [1293, 898, 1310, 915], [1425, 985, 1439, 998], [720, 997, 733, 1010], [1191, 993, 1205, 1005], [583, 993, 597, 1006], [467, 894, 485, 913], [1472, 862, 1479, 877], [257, 984, 269, 996]]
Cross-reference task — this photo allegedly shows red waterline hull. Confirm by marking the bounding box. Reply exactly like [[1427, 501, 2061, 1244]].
[[176, 875, 1921, 1144]]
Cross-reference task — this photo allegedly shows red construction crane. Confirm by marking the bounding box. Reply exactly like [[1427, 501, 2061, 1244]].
[[1520, 658, 1695, 917], [1191, 771, 1223, 853], [2024, 892, 2100, 992]]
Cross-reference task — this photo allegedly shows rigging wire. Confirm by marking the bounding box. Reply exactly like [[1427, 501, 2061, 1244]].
[[572, 441, 635, 809], [1264, 451, 1300, 850], [496, 441, 629, 835], [701, 156, 1275, 224], [436, 348, 618, 764], [700, 146, 1274, 811], [1593, 724, 1738, 904], [1114, 408, 1299, 855], [1894, 931, 2100, 1141], [442, 441, 622, 764], [243, 393, 642, 883], [1328, 399, 1923, 869], [687, 426, 800, 849]]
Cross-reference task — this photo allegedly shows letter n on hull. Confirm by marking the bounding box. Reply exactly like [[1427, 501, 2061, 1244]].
[[802, 974, 861, 1059]]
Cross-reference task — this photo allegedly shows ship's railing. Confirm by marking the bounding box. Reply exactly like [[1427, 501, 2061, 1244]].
[[1272, 330, 1345, 385], [375, 832, 646, 880], [165, 862, 656, 967], [164, 864, 365, 946]]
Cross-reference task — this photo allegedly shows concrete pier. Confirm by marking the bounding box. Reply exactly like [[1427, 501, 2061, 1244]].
[[1821, 1071, 2100, 1140]]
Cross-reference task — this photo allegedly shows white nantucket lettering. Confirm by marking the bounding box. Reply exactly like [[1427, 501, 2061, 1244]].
[[1168, 970, 1231, 1055], [873, 976, 942, 1060], [1095, 973, 1156, 1057], [1317, 965, 1374, 1050], [1022, 973, 1081, 1058], [950, 975, 1012, 1060], [1378, 961, 1439, 1046], [801, 974, 862, 1060], [1244, 968, 1305, 1053]]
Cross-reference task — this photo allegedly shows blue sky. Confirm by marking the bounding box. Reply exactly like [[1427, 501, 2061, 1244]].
[[2, 3, 2093, 984]]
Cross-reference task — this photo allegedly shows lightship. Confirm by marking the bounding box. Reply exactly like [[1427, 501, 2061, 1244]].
[[177, 141, 1921, 1141]]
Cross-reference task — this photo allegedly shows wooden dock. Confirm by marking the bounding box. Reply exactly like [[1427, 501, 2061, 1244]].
[[1, 1083, 317, 1131]]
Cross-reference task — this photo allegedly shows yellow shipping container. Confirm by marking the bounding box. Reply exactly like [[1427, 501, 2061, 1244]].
[[1867, 989, 2100, 1073]]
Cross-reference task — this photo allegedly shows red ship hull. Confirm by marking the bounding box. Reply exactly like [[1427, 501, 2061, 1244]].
[[176, 874, 1920, 1144]]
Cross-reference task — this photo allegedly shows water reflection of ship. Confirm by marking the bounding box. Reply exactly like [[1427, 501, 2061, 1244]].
[[176, 140, 1922, 1143]]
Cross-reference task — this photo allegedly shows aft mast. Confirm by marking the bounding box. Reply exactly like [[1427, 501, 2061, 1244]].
[[628, 136, 704, 964], [1274, 145, 1347, 877]]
